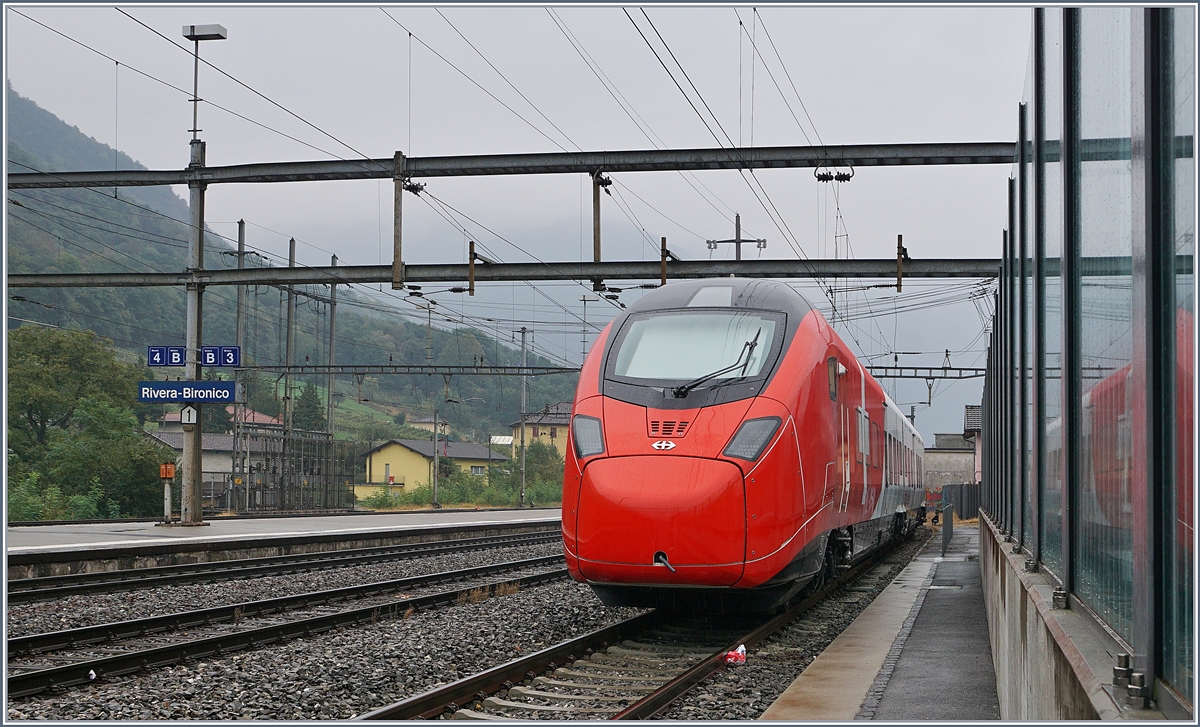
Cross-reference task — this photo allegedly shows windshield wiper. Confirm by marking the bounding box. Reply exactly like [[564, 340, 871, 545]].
[[672, 328, 762, 398]]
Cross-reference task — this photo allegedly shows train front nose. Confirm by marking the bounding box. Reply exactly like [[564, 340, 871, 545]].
[[575, 456, 746, 586]]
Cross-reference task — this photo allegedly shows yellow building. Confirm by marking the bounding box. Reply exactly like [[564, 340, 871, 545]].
[[509, 401, 572, 459], [356, 439, 507, 502]]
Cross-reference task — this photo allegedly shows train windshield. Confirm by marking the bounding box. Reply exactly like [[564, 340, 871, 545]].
[[612, 311, 779, 382]]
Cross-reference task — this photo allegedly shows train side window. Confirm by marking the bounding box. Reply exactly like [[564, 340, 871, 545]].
[[872, 422, 882, 468], [827, 357, 838, 401]]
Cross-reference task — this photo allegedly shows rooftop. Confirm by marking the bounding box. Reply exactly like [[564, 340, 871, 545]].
[[364, 439, 508, 462]]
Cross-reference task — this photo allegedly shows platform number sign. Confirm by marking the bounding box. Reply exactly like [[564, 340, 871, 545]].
[[220, 346, 241, 367], [167, 347, 186, 366], [148, 347, 167, 367]]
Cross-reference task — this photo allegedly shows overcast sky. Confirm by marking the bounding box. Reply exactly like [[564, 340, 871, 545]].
[[5, 4, 1032, 441]]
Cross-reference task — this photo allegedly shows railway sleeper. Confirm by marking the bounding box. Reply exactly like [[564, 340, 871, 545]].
[[617, 640, 712, 654], [479, 696, 622, 714], [551, 667, 670, 682], [532, 678, 659, 693], [603, 645, 709, 660], [563, 660, 678, 676], [506, 686, 634, 703]]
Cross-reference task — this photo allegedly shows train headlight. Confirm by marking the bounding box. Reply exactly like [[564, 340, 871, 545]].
[[723, 417, 782, 461], [572, 415, 605, 458]]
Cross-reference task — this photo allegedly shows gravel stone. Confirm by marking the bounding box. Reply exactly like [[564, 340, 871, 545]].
[[7, 541, 561, 637], [7, 579, 640, 720]]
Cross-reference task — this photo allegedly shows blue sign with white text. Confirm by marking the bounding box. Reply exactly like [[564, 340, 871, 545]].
[[138, 380, 239, 403], [220, 346, 241, 367], [167, 347, 186, 366], [148, 347, 168, 367], [200, 347, 221, 366]]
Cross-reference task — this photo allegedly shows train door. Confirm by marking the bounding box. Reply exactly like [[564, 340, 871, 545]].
[[828, 355, 851, 513]]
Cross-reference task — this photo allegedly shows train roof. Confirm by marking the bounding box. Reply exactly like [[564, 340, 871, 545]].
[[625, 278, 814, 318]]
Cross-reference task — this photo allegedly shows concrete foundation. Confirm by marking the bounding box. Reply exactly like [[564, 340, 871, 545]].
[[979, 516, 1166, 720]]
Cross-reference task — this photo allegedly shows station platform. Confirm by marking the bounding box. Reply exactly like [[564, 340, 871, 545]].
[[5, 509, 562, 579], [761, 521, 1000, 721]]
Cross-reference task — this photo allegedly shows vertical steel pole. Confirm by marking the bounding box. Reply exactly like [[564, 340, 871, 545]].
[[592, 173, 602, 292], [182, 138, 206, 525], [1031, 7, 1045, 566], [1061, 7, 1082, 596], [393, 151, 406, 289], [735, 213, 742, 261], [327, 254, 338, 435], [432, 408, 439, 506], [520, 327, 528, 508], [283, 238, 295, 510]]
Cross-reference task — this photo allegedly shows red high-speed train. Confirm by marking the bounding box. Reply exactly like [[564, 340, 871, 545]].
[[562, 279, 926, 611]]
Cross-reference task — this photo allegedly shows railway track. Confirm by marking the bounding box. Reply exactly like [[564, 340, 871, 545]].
[[358, 531, 914, 720], [7, 555, 569, 698], [7, 530, 561, 603]]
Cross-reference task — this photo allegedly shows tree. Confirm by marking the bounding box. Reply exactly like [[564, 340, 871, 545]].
[[201, 371, 234, 433], [8, 326, 142, 447], [6, 326, 175, 520], [293, 382, 327, 432]]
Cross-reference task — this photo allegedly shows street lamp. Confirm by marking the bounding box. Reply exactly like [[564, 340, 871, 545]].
[[183, 24, 227, 141], [177, 23, 226, 525]]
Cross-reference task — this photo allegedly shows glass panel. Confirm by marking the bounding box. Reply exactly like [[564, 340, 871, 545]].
[[612, 312, 777, 380], [1074, 7, 1134, 641], [1041, 9, 1065, 578], [1163, 5, 1195, 705]]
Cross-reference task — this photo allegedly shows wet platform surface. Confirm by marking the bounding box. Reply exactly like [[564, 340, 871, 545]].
[[5, 509, 561, 556], [761, 522, 1000, 721]]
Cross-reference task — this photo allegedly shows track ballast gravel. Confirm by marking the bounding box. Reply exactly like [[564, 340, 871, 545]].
[[6, 541, 561, 638], [657, 526, 935, 720], [7, 579, 642, 720]]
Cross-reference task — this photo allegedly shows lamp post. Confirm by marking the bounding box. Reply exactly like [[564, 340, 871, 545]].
[[180, 23, 226, 526]]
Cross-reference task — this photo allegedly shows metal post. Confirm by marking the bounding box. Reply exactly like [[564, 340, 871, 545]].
[[1061, 7, 1081, 596], [163, 478, 172, 523], [282, 238, 295, 511], [236, 220, 245, 352], [660, 236, 668, 287], [285, 238, 296, 432], [519, 326, 528, 508], [182, 137, 206, 525], [432, 408, 439, 506], [393, 151, 406, 289], [735, 213, 742, 261], [896, 234, 904, 292], [327, 254, 338, 435]]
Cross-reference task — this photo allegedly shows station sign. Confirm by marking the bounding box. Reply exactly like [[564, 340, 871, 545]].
[[138, 380, 240, 403], [148, 346, 187, 367], [148, 346, 241, 367]]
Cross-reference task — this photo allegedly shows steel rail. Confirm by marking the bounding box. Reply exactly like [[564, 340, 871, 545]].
[[612, 546, 891, 719], [7, 531, 560, 603], [358, 525, 916, 720], [355, 612, 664, 720], [6, 142, 1017, 189], [7, 560, 568, 698]]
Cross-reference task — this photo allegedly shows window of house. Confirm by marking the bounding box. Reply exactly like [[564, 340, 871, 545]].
[[532, 425, 540, 438], [470, 466, 485, 476]]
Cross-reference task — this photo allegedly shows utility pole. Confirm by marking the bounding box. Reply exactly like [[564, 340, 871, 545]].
[[706, 213, 765, 264], [285, 238, 296, 432], [235, 219, 245, 354], [579, 296, 597, 360], [283, 238, 296, 509], [180, 23, 226, 526], [432, 408, 440, 507], [519, 327, 528, 508], [591, 172, 611, 292], [327, 254, 337, 435]]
